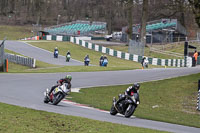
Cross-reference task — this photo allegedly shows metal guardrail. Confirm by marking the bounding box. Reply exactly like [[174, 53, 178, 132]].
[[5, 53, 36, 68]]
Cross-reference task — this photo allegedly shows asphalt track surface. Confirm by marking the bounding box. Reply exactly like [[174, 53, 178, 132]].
[[0, 40, 200, 133]]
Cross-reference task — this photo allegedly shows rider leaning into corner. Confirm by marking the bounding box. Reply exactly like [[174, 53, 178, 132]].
[[115, 83, 140, 105], [48, 75, 72, 97]]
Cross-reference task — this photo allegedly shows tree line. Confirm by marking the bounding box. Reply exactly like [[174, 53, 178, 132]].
[[0, 0, 199, 36]]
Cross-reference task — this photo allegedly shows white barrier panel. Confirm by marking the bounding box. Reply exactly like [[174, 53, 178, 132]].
[[168, 59, 171, 66], [186, 56, 192, 67], [76, 38, 79, 44], [125, 53, 130, 60], [161, 59, 165, 66], [173, 59, 176, 67], [46, 35, 52, 40], [88, 43, 92, 49], [177, 59, 180, 67], [152, 58, 158, 65], [109, 49, 114, 56], [70, 37, 74, 43], [182, 59, 185, 67], [82, 40, 86, 47], [133, 55, 138, 62], [95, 45, 99, 51], [117, 51, 121, 58], [56, 36, 63, 41], [102, 47, 106, 53]]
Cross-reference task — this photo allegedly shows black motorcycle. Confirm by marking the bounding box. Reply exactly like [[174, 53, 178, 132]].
[[110, 93, 139, 118]]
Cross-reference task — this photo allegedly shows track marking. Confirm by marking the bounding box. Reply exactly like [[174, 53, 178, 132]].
[[61, 99, 136, 118]]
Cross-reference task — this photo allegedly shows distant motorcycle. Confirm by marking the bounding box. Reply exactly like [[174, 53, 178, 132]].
[[54, 50, 58, 58], [143, 59, 149, 68], [84, 58, 90, 66], [66, 54, 71, 62], [43, 83, 70, 105], [110, 93, 139, 118], [102, 59, 108, 67]]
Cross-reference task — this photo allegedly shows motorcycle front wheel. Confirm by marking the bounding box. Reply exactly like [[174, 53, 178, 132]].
[[110, 104, 118, 115], [125, 104, 136, 118], [43, 96, 49, 103]]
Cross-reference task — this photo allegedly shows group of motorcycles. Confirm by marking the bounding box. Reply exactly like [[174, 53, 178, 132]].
[[53, 50, 71, 62], [48, 49, 139, 118], [44, 83, 139, 118]]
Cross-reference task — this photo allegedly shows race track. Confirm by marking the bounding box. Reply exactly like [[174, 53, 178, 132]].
[[3, 40, 83, 66], [0, 41, 200, 133]]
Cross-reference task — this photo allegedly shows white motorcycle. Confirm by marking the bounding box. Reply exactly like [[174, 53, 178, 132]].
[[143, 59, 149, 68], [44, 83, 70, 105], [66, 54, 71, 62]]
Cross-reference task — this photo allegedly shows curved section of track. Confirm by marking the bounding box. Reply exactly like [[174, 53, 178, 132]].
[[0, 67, 200, 133], [4, 40, 83, 66], [1, 40, 200, 133]]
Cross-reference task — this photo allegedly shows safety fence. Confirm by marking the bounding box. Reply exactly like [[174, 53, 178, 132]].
[[41, 35, 193, 67], [21, 36, 40, 41], [197, 89, 200, 111], [5, 53, 36, 68]]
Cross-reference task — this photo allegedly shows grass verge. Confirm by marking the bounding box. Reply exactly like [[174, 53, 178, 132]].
[[69, 73, 200, 128], [0, 102, 167, 133], [106, 45, 183, 59], [2, 41, 164, 73], [0, 25, 33, 40], [29, 41, 163, 68]]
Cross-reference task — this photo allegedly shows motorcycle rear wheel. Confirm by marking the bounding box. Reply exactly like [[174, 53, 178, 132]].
[[125, 104, 136, 118], [110, 104, 118, 115]]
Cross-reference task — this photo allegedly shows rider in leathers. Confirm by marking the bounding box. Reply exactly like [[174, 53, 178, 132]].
[[115, 83, 140, 105], [48, 75, 72, 97]]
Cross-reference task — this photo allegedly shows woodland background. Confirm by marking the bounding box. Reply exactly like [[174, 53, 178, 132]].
[[0, 0, 199, 38]]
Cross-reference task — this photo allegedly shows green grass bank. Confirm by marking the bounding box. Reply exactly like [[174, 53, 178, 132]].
[[69, 73, 200, 128], [0, 102, 167, 133]]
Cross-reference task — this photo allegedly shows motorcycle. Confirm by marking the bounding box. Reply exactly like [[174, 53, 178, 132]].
[[66, 54, 71, 62], [110, 93, 139, 118], [43, 83, 70, 105], [84, 58, 90, 66], [102, 59, 108, 67], [143, 59, 149, 68], [54, 50, 58, 58]]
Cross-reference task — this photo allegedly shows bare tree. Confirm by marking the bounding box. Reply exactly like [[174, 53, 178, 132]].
[[140, 0, 148, 45], [188, 0, 200, 28]]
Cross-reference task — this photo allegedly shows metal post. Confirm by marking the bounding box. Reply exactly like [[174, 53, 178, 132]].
[[57, 15, 61, 25], [198, 80, 200, 91], [0, 38, 6, 72]]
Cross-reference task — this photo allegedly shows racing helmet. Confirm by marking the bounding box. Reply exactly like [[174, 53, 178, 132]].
[[66, 75, 72, 81], [133, 83, 140, 90]]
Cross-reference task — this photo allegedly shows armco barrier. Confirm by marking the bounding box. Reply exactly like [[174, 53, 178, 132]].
[[5, 53, 36, 68], [42, 35, 192, 67]]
